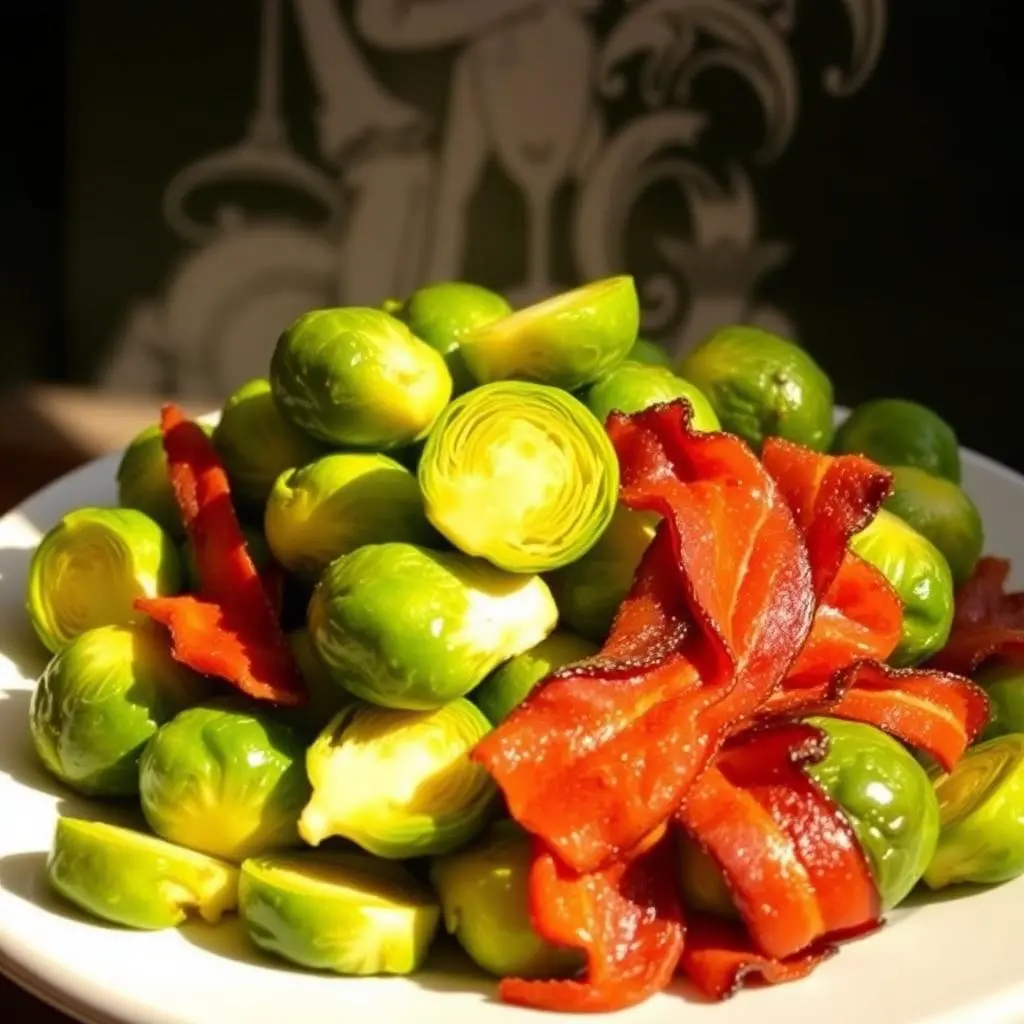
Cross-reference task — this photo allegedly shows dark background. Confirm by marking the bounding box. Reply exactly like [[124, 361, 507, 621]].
[[1, 1, 1022, 468]]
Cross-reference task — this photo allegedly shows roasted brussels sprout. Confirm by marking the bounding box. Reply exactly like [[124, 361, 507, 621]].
[[388, 280, 512, 395], [882, 465, 983, 585], [264, 452, 435, 582], [270, 307, 452, 450], [627, 336, 672, 368], [299, 699, 496, 859], [286, 628, 354, 734], [473, 631, 598, 725], [429, 819, 584, 979], [138, 700, 312, 862], [976, 663, 1024, 742], [833, 398, 961, 483], [239, 851, 440, 975], [547, 506, 658, 643], [212, 378, 327, 511], [850, 509, 955, 666], [584, 361, 721, 432], [308, 542, 557, 710], [678, 326, 834, 452], [418, 381, 619, 573], [26, 507, 182, 653], [116, 423, 212, 536], [458, 276, 639, 391], [923, 733, 1024, 888], [48, 818, 239, 930], [29, 624, 206, 796]]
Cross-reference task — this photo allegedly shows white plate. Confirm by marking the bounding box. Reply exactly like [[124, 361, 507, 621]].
[[2, 443, 1024, 1024]]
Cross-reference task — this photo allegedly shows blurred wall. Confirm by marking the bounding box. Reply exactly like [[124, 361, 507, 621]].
[[3, 1, 1022, 467]]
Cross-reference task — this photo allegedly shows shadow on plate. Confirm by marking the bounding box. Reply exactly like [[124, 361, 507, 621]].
[[177, 916, 302, 974], [900, 880, 997, 908]]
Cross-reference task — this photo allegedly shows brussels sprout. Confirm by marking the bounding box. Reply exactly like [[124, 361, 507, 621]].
[[29, 624, 207, 796], [239, 851, 440, 975], [264, 453, 436, 582], [26, 507, 182, 653], [389, 281, 512, 396], [678, 326, 835, 452], [180, 523, 272, 594], [429, 819, 584, 979], [804, 717, 940, 909], [458, 276, 639, 391], [850, 509, 955, 666], [677, 836, 737, 918], [138, 700, 312, 862], [882, 465, 983, 585], [212, 378, 328, 511], [309, 542, 557, 710], [975, 663, 1024, 742], [473, 631, 598, 725], [627, 336, 672, 368], [47, 817, 238, 930], [299, 700, 496, 858], [286, 628, 354, 734], [833, 398, 961, 483], [270, 307, 452, 449], [418, 381, 619, 573], [584, 361, 721, 432], [923, 733, 1024, 888], [116, 423, 212, 536], [547, 506, 658, 643]]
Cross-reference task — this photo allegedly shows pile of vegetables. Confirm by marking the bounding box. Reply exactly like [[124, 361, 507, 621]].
[[22, 275, 1024, 1013]]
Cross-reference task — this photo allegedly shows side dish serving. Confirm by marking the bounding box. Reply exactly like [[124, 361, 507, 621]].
[[20, 276, 1024, 1013]]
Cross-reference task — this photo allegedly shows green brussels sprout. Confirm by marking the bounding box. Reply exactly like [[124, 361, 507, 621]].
[[309, 542, 557, 710], [547, 506, 658, 643], [270, 307, 452, 450], [975, 663, 1024, 742], [29, 624, 207, 796], [584, 361, 721, 432], [882, 465, 983, 586], [116, 423, 213, 536], [180, 523, 272, 594], [388, 281, 512, 396], [47, 818, 239, 930], [26, 506, 183, 654], [473, 631, 598, 725], [923, 733, 1024, 888], [627, 336, 673, 368], [138, 700, 312, 862], [458, 276, 639, 391], [264, 453, 436, 583], [677, 836, 737, 918], [429, 819, 584, 979], [418, 381, 619, 573], [804, 717, 940, 909], [286, 628, 354, 734], [299, 700, 496, 858], [849, 509, 955, 666], [833, 398, 961, 483], [678, 325, 835, 452], [212, 378, 328, 511], [239, 851, 440, 975]]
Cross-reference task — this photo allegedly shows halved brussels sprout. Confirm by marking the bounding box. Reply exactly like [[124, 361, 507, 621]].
[[48, 817, 238, 930], [584, 361, 720, 432], [678, 325, 835, 452], [139, 699, 312, 862], [833, 398, 961, 483], [116, 423, 212, 536], [473, 631, 598, 725], [627, 336, 672, 368], [923, 733, 1024, 888], [299, 699, 496, 859], [270, 307, 452, 449], [418, 381, 619, 573], [308, 542, 557, 710], [239, 851, 440, 975], [264, 452, 435, 582], [429, 819, 584, 979], [458, 276, 638, 391], [388, 281, 512, 396], [212, 378, 327, 511], [850, 509, 954, 666], [804, 717, 940, 909], [29, 624, 207, 796], [180, 523, 272, 594], [26, 506, 182, 653], [547, 506, 658, 643], [286, 628, 354, 735], [882, 465, 983, 586], [976, 664, 1024, 742]]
